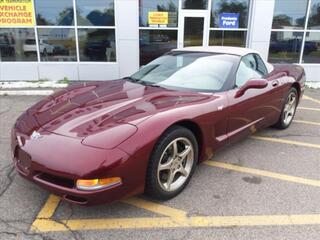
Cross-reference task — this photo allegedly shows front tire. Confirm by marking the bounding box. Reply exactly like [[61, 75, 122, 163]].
[[145, 126, 198, 200], [274, 87, 298, 129]]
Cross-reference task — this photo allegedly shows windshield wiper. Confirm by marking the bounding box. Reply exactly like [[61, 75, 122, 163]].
[[123, 76, 140, 83], [124, 77, 162, 88]]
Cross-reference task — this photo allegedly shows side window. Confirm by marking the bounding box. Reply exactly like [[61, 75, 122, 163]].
[[254, 54, 268, 76], [236, 54, 265, 87]]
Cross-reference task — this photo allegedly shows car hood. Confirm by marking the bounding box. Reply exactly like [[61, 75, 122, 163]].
[[15, 80, 208, 139]]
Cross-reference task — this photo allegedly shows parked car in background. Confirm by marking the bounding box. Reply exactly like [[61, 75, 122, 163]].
[[84, 40, 112, 61], [270, 39, 317, 54], [52, 44, 69, 56], [23, 39, 55, 56], [23, 39, 37, 56]]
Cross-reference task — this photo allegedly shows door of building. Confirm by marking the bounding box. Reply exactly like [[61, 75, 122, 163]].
[[178, 11, 209, 48]]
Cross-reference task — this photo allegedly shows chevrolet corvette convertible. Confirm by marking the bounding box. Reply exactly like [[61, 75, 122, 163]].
[[12, 47, 305, 205]]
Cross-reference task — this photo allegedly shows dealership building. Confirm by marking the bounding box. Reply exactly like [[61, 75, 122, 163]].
[[0, 0, 319, 83]]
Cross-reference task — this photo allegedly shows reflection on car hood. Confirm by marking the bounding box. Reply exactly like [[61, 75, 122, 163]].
[[15, 80, 208, 139]]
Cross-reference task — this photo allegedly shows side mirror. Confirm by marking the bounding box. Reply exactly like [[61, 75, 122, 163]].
[[235, 79, 268, 98]]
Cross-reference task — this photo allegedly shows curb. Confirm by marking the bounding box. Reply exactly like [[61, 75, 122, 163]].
[[0, 90, 54, 96]]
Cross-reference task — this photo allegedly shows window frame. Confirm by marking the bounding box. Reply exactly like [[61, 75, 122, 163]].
[[253, 53, 268, 76], [234, 53, 266, 88], [0, 28, 38, 62], [269, 0, 320, 65], [34, 0, 75, 26], [138, 0, 180, 66], [0, 0, 117, 64], [209, 0, 252, 48]]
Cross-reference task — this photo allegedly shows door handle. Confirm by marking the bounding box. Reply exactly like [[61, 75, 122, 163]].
[[272, 80, 279, 87]]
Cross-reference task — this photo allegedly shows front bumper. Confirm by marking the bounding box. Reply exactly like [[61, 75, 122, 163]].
[[11, 129, 144, 206]]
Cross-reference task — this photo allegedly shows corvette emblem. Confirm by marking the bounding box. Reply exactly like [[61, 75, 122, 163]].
[[30, 131, 43, 140]]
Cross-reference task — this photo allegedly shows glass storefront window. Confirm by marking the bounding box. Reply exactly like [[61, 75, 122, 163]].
[[35, 0, 74, 26], [211, 0, 250, 28], [0, 28, 37, 62], [268, 31, 303, 63], [209, 30, 246, 47], [302, 32, 320, 63], [140, 30, 177, 66], [270, 0, 320, 64], [182, 0, 208, 10], [139, 0, 179, 27], [78, 29, 116, 62], [307, 0, 320, 29], [272, 0, 308, 29], [37, 28, 77, 62], [76, 0, 115, 26]]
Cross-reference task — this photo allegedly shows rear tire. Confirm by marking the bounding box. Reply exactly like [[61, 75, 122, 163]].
[[274, 87, 298, 129], [145, 126, 198, 200]]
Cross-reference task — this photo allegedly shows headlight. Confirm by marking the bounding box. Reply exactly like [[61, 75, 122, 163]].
[[76, 177, 122, 191], [81, 123, 137, 149]]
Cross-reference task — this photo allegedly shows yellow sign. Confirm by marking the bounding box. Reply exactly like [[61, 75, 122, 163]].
[[148, 12, 168, 25], [0, 0, 35, 26]]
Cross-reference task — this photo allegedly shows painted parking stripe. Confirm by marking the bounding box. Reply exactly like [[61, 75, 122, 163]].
[[122, 197, 187, 219], [36, 195, 60, 219], [303, 95, 320, 105], [298, 107, 320, 112], [251, 136, 320, 149], [293, 120, 320, 126], [204, 161, 320, 188], [32, 213, 320, 232]]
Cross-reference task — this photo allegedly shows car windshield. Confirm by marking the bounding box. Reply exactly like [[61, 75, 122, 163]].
[[130, 52, 239, 92]]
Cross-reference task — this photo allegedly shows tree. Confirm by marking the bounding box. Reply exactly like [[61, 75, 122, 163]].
[[36, 14, 53, 25], [157, 0, 177, 11], [308, 3, 320, 29], [183, 0, 207, 9], [57, 8, 74, 26], [273, 14, 293, 28], [215, 1, 248, 27]]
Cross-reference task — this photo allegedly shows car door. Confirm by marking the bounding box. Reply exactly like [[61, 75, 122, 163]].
[[226, 53, 272, 143]]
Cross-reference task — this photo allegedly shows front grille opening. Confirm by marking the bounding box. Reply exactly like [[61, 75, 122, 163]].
[[37, 173, 74, 188], [64, 194, 87, 204], [14, 146, 19, 159]]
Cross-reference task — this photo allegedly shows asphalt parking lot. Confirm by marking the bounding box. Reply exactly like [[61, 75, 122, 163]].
[[0, 88, 320, 240]]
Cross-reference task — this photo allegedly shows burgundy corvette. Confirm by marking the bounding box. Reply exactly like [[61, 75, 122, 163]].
[[12, 47, 305, 205]]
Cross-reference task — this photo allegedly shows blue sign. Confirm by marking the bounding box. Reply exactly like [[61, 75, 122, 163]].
[[219, 13, 239, 29]]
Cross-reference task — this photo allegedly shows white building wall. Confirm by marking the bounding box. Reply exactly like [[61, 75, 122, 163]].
[[248, 0, 275, 62], [0, 0, 319, 83], [0, 0, 139, 82], [115, 0, 140, 78], [248, 0, 319, 83]]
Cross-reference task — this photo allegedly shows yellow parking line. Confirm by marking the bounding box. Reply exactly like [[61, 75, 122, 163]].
[[204, 161, 320, 188], [30, 162, 320, 233], [298, 107, 320, 112], [31, 214, 320, 232], [303, 95, 320, 104], [32, 219, 67, 232], [293, 120, 320, 126], [122, 197, 187, 219], [35, 195, 60, 219], [251, 136, 320, 149]]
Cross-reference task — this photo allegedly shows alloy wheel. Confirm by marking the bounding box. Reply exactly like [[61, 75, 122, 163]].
[[157, 137, 194, 192], [283, 92, 297, 125]]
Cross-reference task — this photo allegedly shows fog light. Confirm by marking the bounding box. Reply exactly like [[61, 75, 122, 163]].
[[76, 177, 122, 191]]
